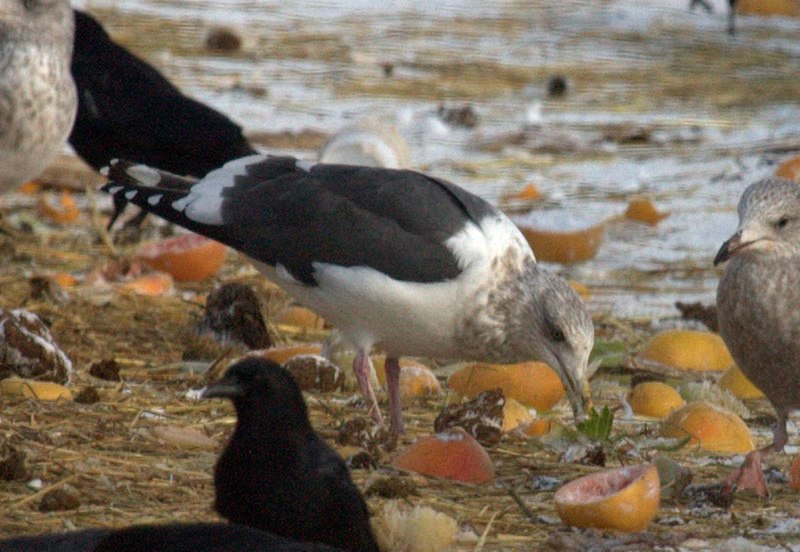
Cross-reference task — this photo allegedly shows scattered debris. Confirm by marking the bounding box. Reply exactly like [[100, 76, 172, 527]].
[[675, 301, 719, 332], [199, 282, 270, 350], [546, 75, 568, 98], [38, 486, 80, 513], [434, 388, 504, 446], [89, 359, 121, 382], [284, 354, 346, 392], [436, 103, 479, 128], [365, 475, 419, 499], [0, 308, 73, 383], [205, 26, 243, 52], [0, 442, 30, 481]]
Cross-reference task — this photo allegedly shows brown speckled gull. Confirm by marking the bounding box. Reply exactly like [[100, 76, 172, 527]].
[[715, 176, 800, 496], [0, 0, 76, 192]]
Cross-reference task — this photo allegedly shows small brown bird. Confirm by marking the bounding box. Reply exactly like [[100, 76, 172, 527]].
[[715, 177, 800, 496]]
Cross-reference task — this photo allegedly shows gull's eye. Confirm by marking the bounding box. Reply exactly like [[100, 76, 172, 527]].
[[550, 326, 566, 343], [777, 217, 790, 229]]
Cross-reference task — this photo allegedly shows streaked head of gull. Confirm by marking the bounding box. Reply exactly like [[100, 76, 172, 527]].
[[518, 268, 595, 421], [714, 177, 800, 266]]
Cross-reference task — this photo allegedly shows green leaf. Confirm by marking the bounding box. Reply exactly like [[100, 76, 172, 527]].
[[576, 406, 615, 442]]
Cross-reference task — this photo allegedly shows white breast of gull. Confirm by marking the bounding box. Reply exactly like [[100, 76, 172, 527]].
[[102, 155, 595, 434]]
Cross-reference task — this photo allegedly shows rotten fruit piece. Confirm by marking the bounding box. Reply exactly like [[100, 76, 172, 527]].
[[718, 365, 765, 399], [661, 401, 754, 454], [136, 234, 227, 282], [38, 190, 79, 224], [252, 343, 324, 365], [391, 427, 494, 483], [502, 398, 534, 432], [283, 355, 346, 392], [277, 305, 326, 330], [628, 381, 685, 418], [0, 378, 72, 401], [448, 361, 564, 411], [518, 223, 605, 264], [554, 463, 660, 532], [150, 425, 217, 451], [568, 280, 591, 299], [374, 357, 442, 401], [776, 155, 800, 181], [639, 329, 734, 372], [524, 417, 554, 437], [118, 273, 174, 296], [501, 183, 542, 203], [737, 0, 800, 17], [624, 197, 669, 225]]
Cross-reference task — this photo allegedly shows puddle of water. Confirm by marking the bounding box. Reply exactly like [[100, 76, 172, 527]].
[[74, 0, 800, 319]]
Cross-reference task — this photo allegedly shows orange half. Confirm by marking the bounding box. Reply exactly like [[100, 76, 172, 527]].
[[38, 190, 79, 224], [448, 361, 565, 411], [136, 234, 227, 282], [518, 223, 605, 264], [628, 381, 685, 419], [624, 197, 669, 225], [373, 357, 442, 401], [776, 155, 800, 181], [253, 343, 324, 365], [639, 329, 734, 372], [554, 463, 660, 532], [391, 427, 494, 483], [736, 0, 800, 17], [661, 401, 754, 454], [718, 365, 764, 399]]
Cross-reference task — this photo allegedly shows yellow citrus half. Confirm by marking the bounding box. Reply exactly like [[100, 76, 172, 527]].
[[661, 401, 754, 454], [628, 381, 685, 418], [448, 362, 565, 411], [554, 463, 660, 532], [639, 330, 734, 372]]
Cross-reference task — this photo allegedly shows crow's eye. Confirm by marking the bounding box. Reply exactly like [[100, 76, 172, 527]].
[[777, 217, 790, 229]]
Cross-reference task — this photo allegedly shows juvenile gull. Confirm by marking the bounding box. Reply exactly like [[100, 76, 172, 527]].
[[102, 155, 595, 434], [0, 0, 76, 192], [715, 177, 800, 496]]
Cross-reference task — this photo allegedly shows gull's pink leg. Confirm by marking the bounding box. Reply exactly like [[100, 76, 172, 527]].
[[353, 351, 383, 425], [723, 414, 788, 497], [385, 357, 405, 435]]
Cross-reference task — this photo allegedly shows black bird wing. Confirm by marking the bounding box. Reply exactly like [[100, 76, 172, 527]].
[[0, 528, 111, 552], [93, 522, 345, 552], [70, 10, 256, 177], [102, 156, 498, 285], [310, 450, 378, 552]]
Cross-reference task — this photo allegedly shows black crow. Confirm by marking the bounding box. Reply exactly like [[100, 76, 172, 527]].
[[94, 522, 345, 551], [0, 523, 345, 552], [69, 10, 256, 177], [203, 358, 379, 552]]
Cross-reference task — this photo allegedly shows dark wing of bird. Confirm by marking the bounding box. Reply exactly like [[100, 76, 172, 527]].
[[70, 10, 256, 177], [102, 156, 498, 285]]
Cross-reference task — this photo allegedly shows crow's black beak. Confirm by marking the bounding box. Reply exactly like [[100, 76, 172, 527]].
[[714, 230, 742, 266], [202, 379, 244, 399]]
